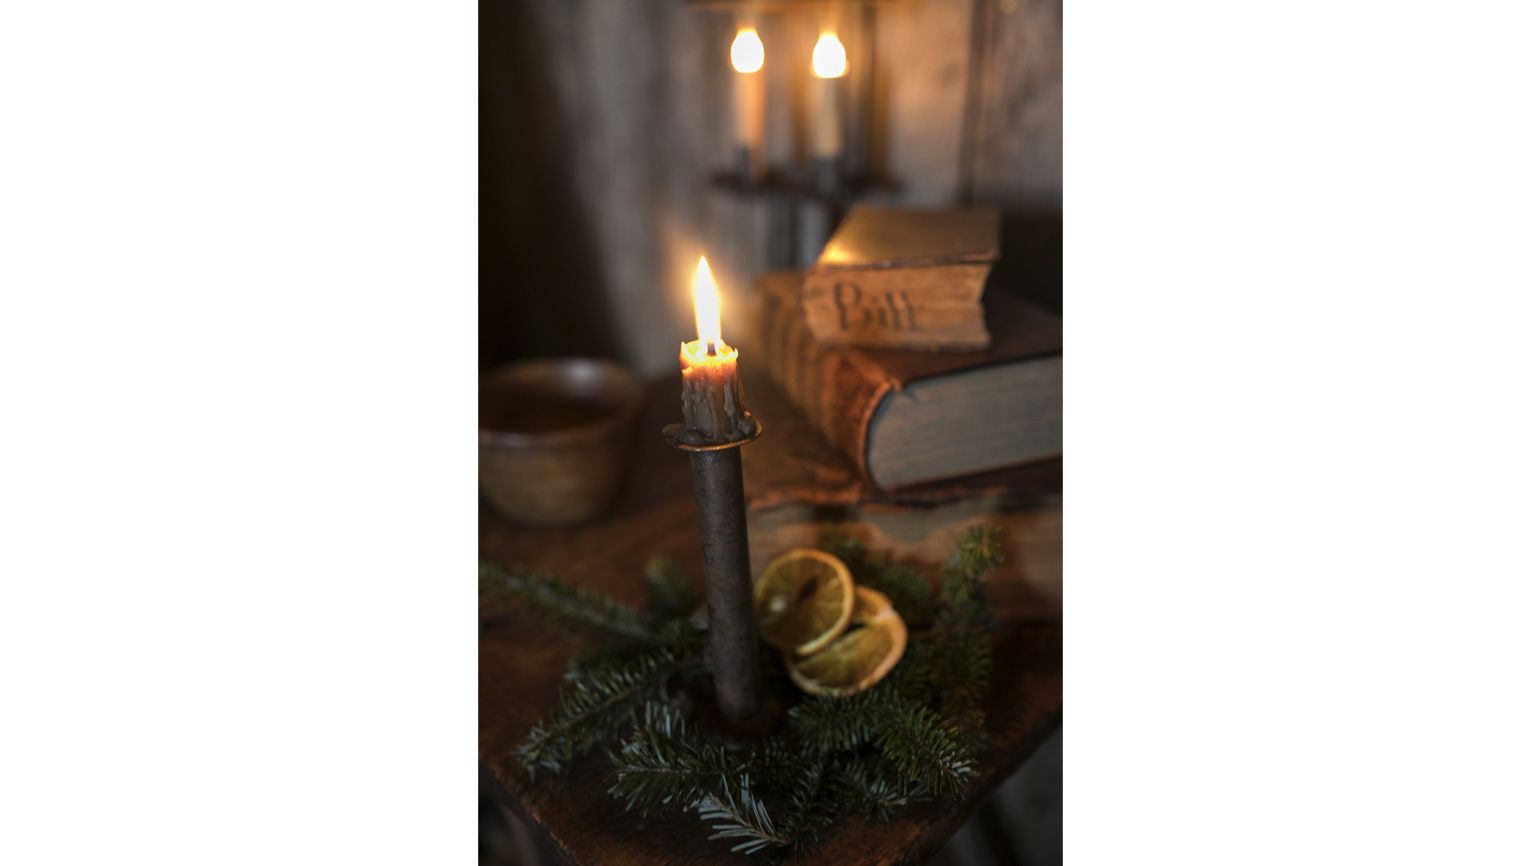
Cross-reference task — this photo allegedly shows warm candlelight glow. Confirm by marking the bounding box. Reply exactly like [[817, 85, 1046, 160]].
[[730, 28, 764, 74], [811, 32, 847, 79], [678, 255, 747, 443], [692, 255, 723, 349]]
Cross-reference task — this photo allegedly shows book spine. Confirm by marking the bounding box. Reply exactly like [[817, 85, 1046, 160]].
[[762, 277, 893, 484], [801, 264, 993, 349]]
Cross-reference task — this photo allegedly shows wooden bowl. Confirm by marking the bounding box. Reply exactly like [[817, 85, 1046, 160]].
[[479, 358, 645, 526]]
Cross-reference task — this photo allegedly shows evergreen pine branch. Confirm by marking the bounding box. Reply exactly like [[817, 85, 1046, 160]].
[[480, 561, 654, 642], [493, 527, 1008, 854], [653, 616, 707, 649], [873, 701, 978, 798], [643, 557, 696, 624], [607, 702, 741, 815], [820, 531, 935, 627], [790, 685, 978, 798], [564, 623, 705, 684], [864, 561, 934, 628], [883, 639, 943, 703], [940, 526, 1003, 619], [818, 530, 867, 573], [835, 755, 932, 822], [930, 528, 1000, 750], [781, 754, 839, 850], [925, 624, 991, 756], [748, 737, 808, 791], [635, 696, 688, 735], [563, 645, 639, 684], [696, 776, 790, 855], [516, 644, 684, 776], [786, 689, 895, 753], [945, 704, 990, 756], [930, 624, 992, 738]]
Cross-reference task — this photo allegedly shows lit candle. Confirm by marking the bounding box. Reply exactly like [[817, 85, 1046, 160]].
[[810, 32, 847, 160], [730, 27, 766, 179], [679, 256, 751, 442]]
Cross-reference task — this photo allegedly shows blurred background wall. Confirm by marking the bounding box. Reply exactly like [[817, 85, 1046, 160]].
[[482, 0, 1061, 378]]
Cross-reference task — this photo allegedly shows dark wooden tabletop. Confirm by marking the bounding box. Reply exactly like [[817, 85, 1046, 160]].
[[479, 376, 1062, 865]]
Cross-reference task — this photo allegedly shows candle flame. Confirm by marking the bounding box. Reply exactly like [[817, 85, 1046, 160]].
[[811, 32, 847, 79], [692, 255, 722, 349], [730, 28, 764, 74]]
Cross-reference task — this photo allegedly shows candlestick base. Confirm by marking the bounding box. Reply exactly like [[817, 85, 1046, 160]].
[[665, 414, 764, 723], [695, 688, 783, 747], [661, 413, 762, 451]]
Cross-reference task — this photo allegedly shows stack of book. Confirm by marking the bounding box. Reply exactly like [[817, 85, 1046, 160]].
[[741, 207, 1064, 619]]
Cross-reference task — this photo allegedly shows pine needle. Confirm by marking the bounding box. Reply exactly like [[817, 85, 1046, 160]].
[[818, 530, 867, 571], [786, 689, 895, 753], [781, 755, 839, 850], [696, 776, 790, 855], [821, 533, 931, 625], [608, 702, 741, 815], [940, 526, 1003, 618], [932, 625, 993, 748], [481, 561, 654, 642], [873, 701, 978, 798], [748, 737, 808, 790], [835, 755, 931, 822], [516, 643, 686, 776]]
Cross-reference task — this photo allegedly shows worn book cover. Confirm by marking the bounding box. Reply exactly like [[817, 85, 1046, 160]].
[[802, 206, 1001, 349]]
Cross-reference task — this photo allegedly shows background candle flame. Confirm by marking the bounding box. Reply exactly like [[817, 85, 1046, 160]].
[[692, 256, 722, 348], [811, 32, 847, 79], [730, 28, 764, 74]]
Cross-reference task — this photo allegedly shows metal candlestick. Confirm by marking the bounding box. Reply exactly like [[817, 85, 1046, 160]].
[[663, 415, 764, 722]]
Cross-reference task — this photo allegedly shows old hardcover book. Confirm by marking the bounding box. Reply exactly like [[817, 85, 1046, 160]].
[[802, 206, 1000, 350], [761, 271, 1061, 491], [737, 371, 1065, 622]]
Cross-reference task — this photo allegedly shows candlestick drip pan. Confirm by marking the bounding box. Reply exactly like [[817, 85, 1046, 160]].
[[662, 414, 762, 451]]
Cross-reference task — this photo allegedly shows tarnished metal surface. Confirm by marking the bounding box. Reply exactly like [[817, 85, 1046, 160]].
[[685, 446, 762, 721]]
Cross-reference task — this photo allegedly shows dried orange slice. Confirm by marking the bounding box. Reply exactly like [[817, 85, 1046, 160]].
[[785, 586, 908, 697], [754, 548, 855, 656]]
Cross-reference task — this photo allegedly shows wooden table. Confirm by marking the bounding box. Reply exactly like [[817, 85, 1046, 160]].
[[479, 378, 1062, 865]]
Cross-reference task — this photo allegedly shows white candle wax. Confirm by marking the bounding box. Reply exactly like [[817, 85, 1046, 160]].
[[730, 28, 766, 175], [733, 69, 765, 152], [811, 76, 841, 159], [809, 32, 847, 161]]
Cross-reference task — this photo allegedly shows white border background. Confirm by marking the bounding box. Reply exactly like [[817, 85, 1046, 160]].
[[1, 1, 478, 862], [1066, 0, 1540, 861], [2, 1, 1538, 863]]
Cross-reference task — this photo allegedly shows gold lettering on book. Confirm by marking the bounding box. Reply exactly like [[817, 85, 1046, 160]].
[[832, 282, 917, 332]]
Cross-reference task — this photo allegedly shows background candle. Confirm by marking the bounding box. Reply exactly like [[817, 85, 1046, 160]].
[[810, 32, 847, 160], [680, 256, 749, 441], [729, 27, 766, 180]]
